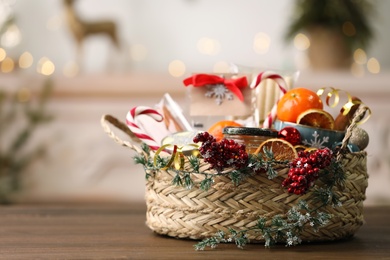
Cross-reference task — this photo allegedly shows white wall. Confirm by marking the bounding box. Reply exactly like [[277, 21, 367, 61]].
[[7, 0, 390, 74]]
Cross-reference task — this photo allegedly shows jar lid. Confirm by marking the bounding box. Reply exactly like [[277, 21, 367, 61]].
[[223, 127, 278, 137]]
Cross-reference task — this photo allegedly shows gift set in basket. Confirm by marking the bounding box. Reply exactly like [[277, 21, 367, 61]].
[[101, 71, 371, 249]]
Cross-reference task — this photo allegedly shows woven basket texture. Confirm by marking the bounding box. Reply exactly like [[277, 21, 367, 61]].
[[100, 104, 370, 243], [144, 151, 368, 242]]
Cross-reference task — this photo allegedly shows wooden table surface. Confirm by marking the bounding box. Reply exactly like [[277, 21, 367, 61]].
[[0, 203, 389, 260]]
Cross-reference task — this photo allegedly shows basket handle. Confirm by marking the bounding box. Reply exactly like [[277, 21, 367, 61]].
[[100, 114, 146, 155], [339, 104, 370, 152]]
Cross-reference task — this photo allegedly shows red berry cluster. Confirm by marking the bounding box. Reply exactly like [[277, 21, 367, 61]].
[[282, 148, 333, 195], [193, 132, 248, 172]]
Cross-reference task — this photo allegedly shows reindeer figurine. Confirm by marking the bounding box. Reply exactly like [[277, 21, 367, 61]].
[[63, 0, 121, 68]]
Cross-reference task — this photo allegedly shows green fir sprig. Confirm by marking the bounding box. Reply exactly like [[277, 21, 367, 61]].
[[134, 146, 289, 190], [0, 79, 54, 203], [194, 155, 344, 250], [194, 200, 332, 250], [133, 140, 345, 249]]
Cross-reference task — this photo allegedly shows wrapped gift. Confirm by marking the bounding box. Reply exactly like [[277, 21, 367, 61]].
[[183, 73, 253, 117], [229, 64, 300, 126]]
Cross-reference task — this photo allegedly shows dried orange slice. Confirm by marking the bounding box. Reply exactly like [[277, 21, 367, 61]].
[[296, 108, 335, 130], [254, 138, 298, 161]]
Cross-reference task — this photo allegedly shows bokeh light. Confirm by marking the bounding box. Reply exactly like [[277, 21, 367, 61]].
[[1, 24, 21, 47], [19, 51, 34, 69], [353, 48, 367, 65], [197, 37, 220, 55], [294, 33, 310, 51], [367, 57, 380, 74], [1, 57, 14, 73], [168, 59, 186, 77], [0, 48, 6, 62], [37, 57, 55, 76], [253, 32, 270, 54], [342, 21, 356, 37]]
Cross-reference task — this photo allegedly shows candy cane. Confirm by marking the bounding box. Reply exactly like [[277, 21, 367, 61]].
[[250, 71, 288, 128], [125, 106, 163, 151]]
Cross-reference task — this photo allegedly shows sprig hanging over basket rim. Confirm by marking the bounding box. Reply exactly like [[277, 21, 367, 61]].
[[134, 132, 343, 192], [99, 96, 370, 250], [133, 132, 346, 249], [134, 141, 292, 189], [194, 200, 333, 250]]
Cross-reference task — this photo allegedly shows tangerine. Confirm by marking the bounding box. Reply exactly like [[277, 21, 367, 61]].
[[208, 120, 242, 142], [277, 88, 323, 123]]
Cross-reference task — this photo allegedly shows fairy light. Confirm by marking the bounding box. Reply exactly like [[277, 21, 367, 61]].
[[213, 61, 230, 73], [353, 48, 367, 65], [18, 51, 33, 69], [168, 59, 186, 77], [0, 48, 6, 62], [253, 32, 271, 54], [130, 44, 148, 61], [1, 57, 14, 73], [294, 33, 310, 51], [367, 57, 380, 74], [1, 24, 21, 48], [197, 37, 220, 55], [37, 57, 55, 76]]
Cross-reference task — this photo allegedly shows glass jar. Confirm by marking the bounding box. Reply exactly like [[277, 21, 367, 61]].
[[222, 127, 278, 153]]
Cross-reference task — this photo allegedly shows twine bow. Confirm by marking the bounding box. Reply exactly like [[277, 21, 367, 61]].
[[183, 74, 248, 101]]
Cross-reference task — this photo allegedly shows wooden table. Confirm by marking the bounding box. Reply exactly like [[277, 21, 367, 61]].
[[0, 203, 389, 259]]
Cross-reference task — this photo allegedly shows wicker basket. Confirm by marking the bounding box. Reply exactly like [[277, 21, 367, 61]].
[[101, 107, 369, 243]]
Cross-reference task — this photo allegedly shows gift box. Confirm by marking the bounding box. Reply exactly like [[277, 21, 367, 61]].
[[229, 64, 300, 126], [184, 73, 253, 117]]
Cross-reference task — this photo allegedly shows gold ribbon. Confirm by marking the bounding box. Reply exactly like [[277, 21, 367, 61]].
[[317, 87, 371, 125], [154, 143, 199, 170]]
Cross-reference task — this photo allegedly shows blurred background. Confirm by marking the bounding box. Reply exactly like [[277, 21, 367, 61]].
[[1, 0, 389, 205]]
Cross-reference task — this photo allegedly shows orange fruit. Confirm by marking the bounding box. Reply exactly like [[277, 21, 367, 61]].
[[296, 108, 335, 130], [208, 120, 242, 142], [254, 138, 298, 161], [277, 88, 323, 123]]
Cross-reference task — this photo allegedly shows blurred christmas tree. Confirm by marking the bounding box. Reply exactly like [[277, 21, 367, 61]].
[[284, 0, 375, 69], [0, 80, 54, 203]]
